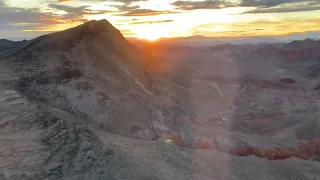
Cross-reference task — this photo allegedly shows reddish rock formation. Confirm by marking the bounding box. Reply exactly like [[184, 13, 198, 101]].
[[246, 112, 284, 120], [279, 48, 316, 61], [279, 78, 296, 84], [233, 139, 320, 161], [194, 137, 216, 150]]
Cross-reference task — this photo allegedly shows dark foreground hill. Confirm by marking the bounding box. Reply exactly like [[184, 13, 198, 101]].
[[1, 20, 320, 180]]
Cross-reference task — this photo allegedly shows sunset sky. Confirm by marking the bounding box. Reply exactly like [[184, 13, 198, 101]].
[[0, 0, 319, 40]]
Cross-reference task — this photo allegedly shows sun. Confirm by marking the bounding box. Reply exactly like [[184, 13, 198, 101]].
[[131, 24, 172, 41], [136, 33, 161, 41], [134, 29, 165, 41]]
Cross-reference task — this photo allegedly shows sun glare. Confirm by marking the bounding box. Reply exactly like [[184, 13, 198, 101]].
[[132, 24, 173, 41], [135, 32, 162, 41]]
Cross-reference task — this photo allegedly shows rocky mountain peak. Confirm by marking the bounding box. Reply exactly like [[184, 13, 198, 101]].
[[76, 19, 121, 37], [23, 19, 126, 50]]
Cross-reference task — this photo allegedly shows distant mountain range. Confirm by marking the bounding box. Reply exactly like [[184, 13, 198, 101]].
[[6, 30, 320, 46], [129, 31, 320, 46]]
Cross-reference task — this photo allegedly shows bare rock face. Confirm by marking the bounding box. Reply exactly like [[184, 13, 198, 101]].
[[130, 125, 159, 141], [154, 95, 179, 110], [0, 19, 180, 180]]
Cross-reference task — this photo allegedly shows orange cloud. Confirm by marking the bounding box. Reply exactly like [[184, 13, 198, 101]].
[[194, 17, 320, 37]]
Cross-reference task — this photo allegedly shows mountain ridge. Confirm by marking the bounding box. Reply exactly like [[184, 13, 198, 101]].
[[2, 19, 174, 139]]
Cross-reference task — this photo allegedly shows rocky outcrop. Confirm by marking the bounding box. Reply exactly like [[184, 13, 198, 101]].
[[3, 19, 178, 141]]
